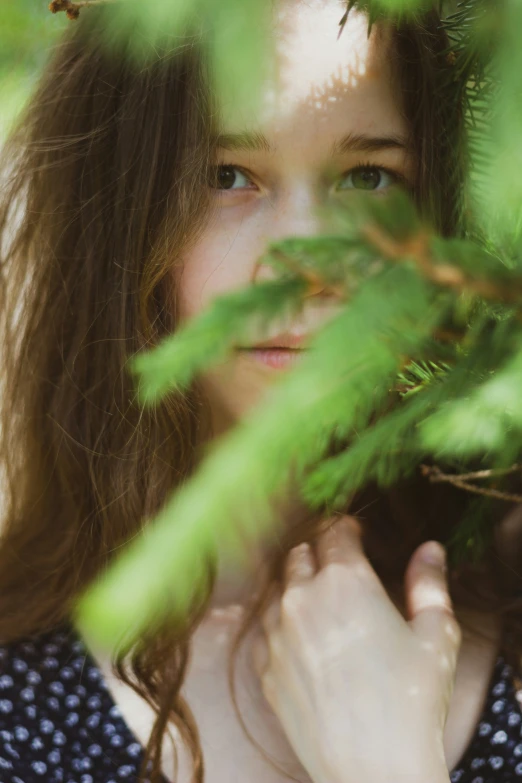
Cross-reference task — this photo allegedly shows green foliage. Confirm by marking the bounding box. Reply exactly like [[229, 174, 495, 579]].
[[129, 278, 308, 401], [343, 0, 440, 27], [79, 263, 447, 643], [7, 0, 522, 647], [395, 359, 454, 398], [0, 1, 67, 136], [77, 181, 522, 647], [99, 0, 274, 119], [445, 494, 494, 566], [421, 333, 522, 459]]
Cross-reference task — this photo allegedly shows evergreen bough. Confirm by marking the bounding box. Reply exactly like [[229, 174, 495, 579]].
[[57, 0, 522, 648]]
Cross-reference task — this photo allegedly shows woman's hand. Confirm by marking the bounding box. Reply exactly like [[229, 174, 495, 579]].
[[251, 514, 460, 783]]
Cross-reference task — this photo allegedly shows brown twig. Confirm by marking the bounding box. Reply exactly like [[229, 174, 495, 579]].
[[361, 222, 522, 306], [428, 464, 522, 482], [254, 250, 348, 301], [421, 463, 522, 503], [432, 327, 467, 344], [49, 0, 116, 20], [258, 218, 522, 312]]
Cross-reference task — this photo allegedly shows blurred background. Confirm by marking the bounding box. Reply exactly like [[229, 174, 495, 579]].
[[0, 1, 67, 139]]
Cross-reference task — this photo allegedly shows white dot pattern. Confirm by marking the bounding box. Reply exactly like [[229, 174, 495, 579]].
[[1, 624, 521, 782], [0, 623, 168, 782], [449, 657, 522, 782]]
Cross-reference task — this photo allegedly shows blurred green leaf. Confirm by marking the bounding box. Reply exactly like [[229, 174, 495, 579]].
[[0, 0, 67, 136]]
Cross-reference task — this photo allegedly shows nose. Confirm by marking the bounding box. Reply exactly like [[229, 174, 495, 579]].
[[251, 185, 326, 292]]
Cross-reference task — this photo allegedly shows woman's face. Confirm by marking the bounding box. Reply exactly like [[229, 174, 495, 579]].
[[174, 0, 415, 439]]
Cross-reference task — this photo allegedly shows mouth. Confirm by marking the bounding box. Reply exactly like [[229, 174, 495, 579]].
[[235, 332, 310, 369], [236, 346, 307, 370]]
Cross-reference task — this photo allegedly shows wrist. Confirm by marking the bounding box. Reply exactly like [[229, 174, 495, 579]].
[[323, 771, 451, 783], [317, 758, 451, 783]]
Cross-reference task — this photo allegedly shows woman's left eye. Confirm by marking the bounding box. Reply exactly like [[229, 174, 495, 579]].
[[336, 165, 400, 192], [209, 165, 255, 191]]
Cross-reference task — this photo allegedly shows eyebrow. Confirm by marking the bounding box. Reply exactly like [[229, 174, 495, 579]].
[[216, 131, 273, 153], [331, 132, 410, 156], [214, 130, 411, 156]]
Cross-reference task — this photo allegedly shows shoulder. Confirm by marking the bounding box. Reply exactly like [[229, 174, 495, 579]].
[[0, 622, 144, 781]]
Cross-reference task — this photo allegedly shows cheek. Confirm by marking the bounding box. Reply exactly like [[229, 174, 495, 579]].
[[175, 213, 269, 323], [175, 242, 221, 323]]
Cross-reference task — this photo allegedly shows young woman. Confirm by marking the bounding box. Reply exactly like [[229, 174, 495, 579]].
[[1, 1, 522, 782]]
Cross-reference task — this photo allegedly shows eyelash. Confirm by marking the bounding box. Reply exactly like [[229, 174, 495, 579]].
[[209, 161, 410, 193], [339, 161, 410, 191]]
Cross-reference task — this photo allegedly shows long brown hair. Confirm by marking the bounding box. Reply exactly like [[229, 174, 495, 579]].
[[1, 5, 521, 782]]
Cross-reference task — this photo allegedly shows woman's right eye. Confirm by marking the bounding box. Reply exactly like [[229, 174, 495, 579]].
[[209, 165, 255, 191]]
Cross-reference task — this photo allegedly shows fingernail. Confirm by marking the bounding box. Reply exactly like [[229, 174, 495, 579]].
[[421, 542, 446, 569]]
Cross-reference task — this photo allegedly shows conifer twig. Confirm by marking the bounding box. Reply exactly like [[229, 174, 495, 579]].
[[49, 0, 117, 20], [421, 464, 522, 503], [361, 223, 522, 305], [438, 464, 522, 482], [254, 250, 348, 300]]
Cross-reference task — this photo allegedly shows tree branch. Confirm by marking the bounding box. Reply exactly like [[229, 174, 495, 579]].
[[361, 222, 522, 307], [49, 0, 117, 20], [421, 463, 522, 503]]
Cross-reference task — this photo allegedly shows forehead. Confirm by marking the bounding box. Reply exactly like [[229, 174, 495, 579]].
[[219, 1, 402, 148]]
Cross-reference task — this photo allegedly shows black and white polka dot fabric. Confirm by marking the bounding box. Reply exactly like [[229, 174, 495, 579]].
[[0, 622, 169, 782], [450, 655, 522, 782], [0, 623, 521, 783]]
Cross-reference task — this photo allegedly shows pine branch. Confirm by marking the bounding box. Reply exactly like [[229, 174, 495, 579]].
[[49, 0, 117, 20], [128, 278, 307, 402], [78, 265, 446, 644], [424, 464, 522, 482], [362, 222, 522, 305], [69, 0, 522, 644], [394, 358, 453, 396], [254, 249, 348, 300], [421, 464, 522, 503], [303, 329, 501, 508]]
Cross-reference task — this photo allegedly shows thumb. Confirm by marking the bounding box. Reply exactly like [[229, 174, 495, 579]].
[[405, 542, 462, 665], [251, 629, 270, 678]]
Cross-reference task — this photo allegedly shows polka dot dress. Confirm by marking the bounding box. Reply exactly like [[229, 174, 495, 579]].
[[451, 655, 522, 783], [0, 622, 170, 782], [0, 623, 522, 782]]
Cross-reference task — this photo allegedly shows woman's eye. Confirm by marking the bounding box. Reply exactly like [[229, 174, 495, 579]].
[[337, 165, 399, 192], [210, 165, 254, 191]]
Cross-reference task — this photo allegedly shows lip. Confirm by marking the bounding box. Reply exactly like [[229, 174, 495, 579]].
[[238, 347, 306, 369], [239, 332, 309, 350]]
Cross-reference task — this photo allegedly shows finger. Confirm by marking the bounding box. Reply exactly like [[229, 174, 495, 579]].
[[251, 631, 270, 678], [405, 541, 462, 662], [315, 514, 364, 569], [284, 542, 317, 589], [259, 669, 279, 711], [261, 592, 281, 636]]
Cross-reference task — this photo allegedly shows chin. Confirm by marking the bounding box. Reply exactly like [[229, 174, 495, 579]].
[[201, 355, 279, 433]]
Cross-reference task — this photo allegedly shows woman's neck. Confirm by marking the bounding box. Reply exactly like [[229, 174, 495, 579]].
[[194, 398, 320, 610], [208, 492, 310, 610]]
